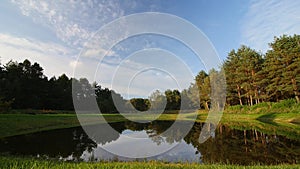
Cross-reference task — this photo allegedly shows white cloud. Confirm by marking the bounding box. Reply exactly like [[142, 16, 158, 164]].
[[0, 33, 76, 78], [0, 34, 70, 55], [69, 60, 83, 69], [241, 0, 300, 52], [82, 48, 118, 58], [11, 0, 125, 47]]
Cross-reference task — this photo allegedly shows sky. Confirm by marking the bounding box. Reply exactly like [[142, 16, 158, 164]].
[[1, 0, 300, 98]]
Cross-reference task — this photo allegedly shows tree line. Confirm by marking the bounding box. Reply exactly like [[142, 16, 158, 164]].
[[0, 59, 126, 112], [0, 34, 299, 112], [147, 34, 300, 109], [0, 59, 184, 113], [223, 34, 300, 105]]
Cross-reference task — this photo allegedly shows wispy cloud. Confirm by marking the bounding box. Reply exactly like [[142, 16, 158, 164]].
[[11, 0, 125, 47], [0, 33, 76, 77], [241, 0, 300, 52], [0, 34, 71, 55]]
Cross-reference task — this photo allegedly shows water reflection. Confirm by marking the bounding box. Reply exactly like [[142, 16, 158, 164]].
[[0, 121, 299, 164]]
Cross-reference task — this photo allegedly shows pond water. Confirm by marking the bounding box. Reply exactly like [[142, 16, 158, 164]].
[[0, 121, 299, 164]]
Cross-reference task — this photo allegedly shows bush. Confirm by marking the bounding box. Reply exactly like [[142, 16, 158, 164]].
[[226, 105, 250, 113], [272, 99, 297, 109], [0, 98, 13, 113], [227, 105, 244, 111], [289, 103, 300, 114], [250, 102, 271, 111]]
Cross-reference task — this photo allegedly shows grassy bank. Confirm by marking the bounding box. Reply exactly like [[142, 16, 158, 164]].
[[0, 113, 129, 138], [0, 156, 299, 169], [0, 111, 299, 139], [0, 99, 299, 138], [224, 99, 300, 116]]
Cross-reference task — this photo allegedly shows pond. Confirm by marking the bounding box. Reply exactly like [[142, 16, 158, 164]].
[[0, 121, 299, 164]]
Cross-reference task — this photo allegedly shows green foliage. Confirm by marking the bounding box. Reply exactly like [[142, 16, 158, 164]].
[[94, 84, 126, 114], [0, 97, 12, 113], [250, 102, 272, 111], [290, 103, 300, 114], [226, 105, 250, 113], [227, 105, 244, 111], [223, 46, 264, 106], [225, 99, 299, 114], [0, 60, 127, 113], [1, 156, 299, 169], [129, 98, 150, 112], [222, 34, 300, 106], [271, 99, 297, 109], [0, 60, 73, 110], [263, 35, 300, 103], [164, 89, 181, 110]]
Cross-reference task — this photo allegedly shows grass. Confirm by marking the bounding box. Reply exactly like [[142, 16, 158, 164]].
[[1, 156, 299, 169], [224, 99, 300, 115], [0, 113, 126, 138], [0, 114, 79, 138], [0, 109, 201, 138], [0, 105, 299, 138]]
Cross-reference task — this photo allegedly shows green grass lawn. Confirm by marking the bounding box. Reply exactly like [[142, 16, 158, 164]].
[[1, 156, 299, 169], [0, 110, 299, 139], [0, 113, 129, 138]]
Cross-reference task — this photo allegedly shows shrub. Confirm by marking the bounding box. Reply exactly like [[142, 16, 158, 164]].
[[226, 105, 250, 113], [250, 102, 271, 111], [227, 105, 243, 111], [0, 98, 13, 113], [272, 99, 297, 109]]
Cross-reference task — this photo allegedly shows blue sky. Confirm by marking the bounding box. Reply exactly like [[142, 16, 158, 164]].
[[1, 0, 300, 97]]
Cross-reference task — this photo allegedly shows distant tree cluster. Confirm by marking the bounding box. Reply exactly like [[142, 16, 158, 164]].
[[128, 98, 150, 111], [0, 59, 125, 112], [0, 59, 73, 110]]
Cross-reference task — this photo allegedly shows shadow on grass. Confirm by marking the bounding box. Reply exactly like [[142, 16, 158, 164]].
[[256, 113, 279, 126]]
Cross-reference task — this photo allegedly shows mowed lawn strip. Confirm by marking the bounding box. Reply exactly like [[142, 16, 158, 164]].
[[0, 156, 299, 169]]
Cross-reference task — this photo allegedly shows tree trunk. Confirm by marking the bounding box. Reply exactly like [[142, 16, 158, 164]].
[[255, 88, 260, 104], [296, 95, 300, 103], [255, 129, 258, 141], [244, 130, 247, 145], [205, 101, 209, 110], [246, 93, 250, 106], [291, 78, 300, 103], [237, 85, 243, 105]]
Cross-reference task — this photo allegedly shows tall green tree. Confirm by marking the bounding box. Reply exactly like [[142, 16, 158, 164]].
[[195, 70, 210, 110], [238, 46, 264, 106], [223, 46, 263, 106], [223, 49, 244, 105], [165, 89, 181, 110], [266, 35, 300, 103], [3, 60, 46, 109]]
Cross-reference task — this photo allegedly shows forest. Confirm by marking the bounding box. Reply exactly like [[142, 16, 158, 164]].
[[0, 34, 299, 113]]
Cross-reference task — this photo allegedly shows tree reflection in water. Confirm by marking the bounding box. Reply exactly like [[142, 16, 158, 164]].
[[0, 121, 299, 164]]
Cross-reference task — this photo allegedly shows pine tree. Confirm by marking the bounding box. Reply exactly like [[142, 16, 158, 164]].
[[266, 35, 300, 102], [223, 50, 244, 105]]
